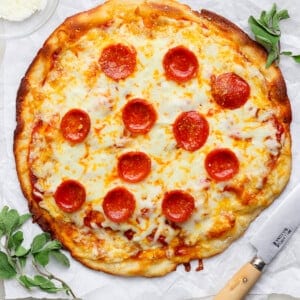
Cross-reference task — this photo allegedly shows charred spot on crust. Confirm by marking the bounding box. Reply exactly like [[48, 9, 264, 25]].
[[200, 9, 268, 59], [14, 77, 30, 138], [200, 9, 246, 35], [267, 74, 291, 125], [268, 74, 288, 103]]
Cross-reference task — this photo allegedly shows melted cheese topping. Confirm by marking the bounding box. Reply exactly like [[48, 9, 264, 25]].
[[28, 15, 285, 260]]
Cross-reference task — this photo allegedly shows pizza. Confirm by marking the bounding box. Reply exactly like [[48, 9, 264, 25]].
[[14, 0, 292, 277]]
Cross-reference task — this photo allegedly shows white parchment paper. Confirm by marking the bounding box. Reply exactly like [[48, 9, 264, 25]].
[[1, 0, 300, 299]]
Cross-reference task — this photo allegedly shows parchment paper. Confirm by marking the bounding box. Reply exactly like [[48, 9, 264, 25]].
[[1, 0, 300, 299]]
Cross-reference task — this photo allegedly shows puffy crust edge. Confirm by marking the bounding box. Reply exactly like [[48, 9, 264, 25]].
[[14, 0, 292, 277]]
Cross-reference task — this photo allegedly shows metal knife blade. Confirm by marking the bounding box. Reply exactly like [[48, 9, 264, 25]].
[[214, 184, 300, 300], [250, 184, 300, 265]]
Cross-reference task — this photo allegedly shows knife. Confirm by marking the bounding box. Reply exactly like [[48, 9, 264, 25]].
[[214, 184, 300, 300]]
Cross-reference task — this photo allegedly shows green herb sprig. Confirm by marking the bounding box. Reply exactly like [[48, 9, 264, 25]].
[[0, 206, 76, 298], [248, 3, 300, 68]]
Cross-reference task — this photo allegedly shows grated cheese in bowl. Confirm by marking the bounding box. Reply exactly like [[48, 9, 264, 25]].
[[0, 0, 47, 22]]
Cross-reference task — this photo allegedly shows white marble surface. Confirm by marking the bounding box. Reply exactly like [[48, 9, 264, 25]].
[[1, 0, 300, 299]]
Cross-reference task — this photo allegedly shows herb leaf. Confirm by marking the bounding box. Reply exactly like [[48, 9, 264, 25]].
[[31, 233, 51, 254], [18, 275, 39, 289], [34, 275, 56, 288], [8, 231, 24, 251], [266, 49, 279, 68], [18, 274, 66, 293], [292, 56, 300, 63], [277, 9, 289, 21], [248, 16, 279, 47], [15, 246, 29, 257], [18, 256, 27, 269], [248, 4, 300, 67], [18, 213, 31, 228], [0, 251, 17, 279], [33, 250, 50, 267], [2, 208, 19, 235], [0, 205, 76, 298], [0, 210, 6, 237], [282, 51, 300, 63], [42, 240, 62, 252], [51, 250, 70, 267], [32, 238, 63, 267]]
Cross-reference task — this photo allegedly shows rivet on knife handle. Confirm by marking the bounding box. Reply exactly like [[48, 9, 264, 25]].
[[213, 256, 265, 300]]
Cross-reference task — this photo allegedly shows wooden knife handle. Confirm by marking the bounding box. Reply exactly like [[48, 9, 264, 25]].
[[214, 262, 262, 300]]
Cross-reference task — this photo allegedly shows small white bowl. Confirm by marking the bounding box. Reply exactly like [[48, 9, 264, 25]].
[[0, 0, 59, 39]]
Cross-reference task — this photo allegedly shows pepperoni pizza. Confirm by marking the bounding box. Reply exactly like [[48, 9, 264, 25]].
[[14, 0, 292, 276]]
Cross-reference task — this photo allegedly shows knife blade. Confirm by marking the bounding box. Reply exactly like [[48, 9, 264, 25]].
[[214, 184, 300, 300]]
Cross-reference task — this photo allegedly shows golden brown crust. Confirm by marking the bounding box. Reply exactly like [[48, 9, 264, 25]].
[[14, 0, 292, 277]]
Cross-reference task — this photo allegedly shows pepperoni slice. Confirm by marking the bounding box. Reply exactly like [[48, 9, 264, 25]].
[[60, 109, 91, 143], [122, 98, 157, 134], [173, 111, 209, 151], [118, 151, 151, 183], [205, 148, 239, 181], [103, 187, 135, 223], [162, 190, 195, 223], [163, 46, 199, 83], [54, 180, 86, 213], [211, 72, 250, 109], [99, 43, 136, 81]]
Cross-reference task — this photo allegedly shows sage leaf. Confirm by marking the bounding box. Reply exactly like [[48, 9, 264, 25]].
[[265, 3, 277, 25], [51, 250, 70, 267], [281, 51, 300, 63], [36, 276, 67, 293], [2, 208, 19, 234], [0, 206, 9, 218], [42, 240, 62, 252], [18, 275, 39, 289], [249, 4, 300, 67], [292, 55, 300, 63], [0, 251, 17, 279], [254, 18, 279, 36], [260, 10, 268, 27], [281, 51, 293, 56], [0, 207, 8, 236], [34, 251, 50, 267], [31, 232, 51, 253], [18, 256, 27, 269], [254, 34, 274, 52], [266, 49, 279, 68], [18, 274, 66, 294], [18, 213, 31, 227], [15, 246, 29, 257], [248, 16, 279, 45], [8, 231, 24, 251], [40, 286, 65, 293], [0, 205, 74, 297], [277, 9, 289, 21], [34, 275, 56, 288]]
